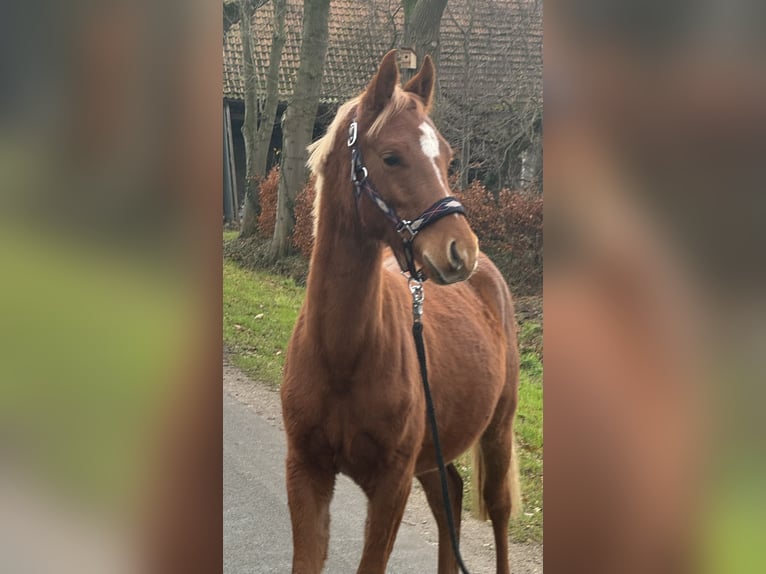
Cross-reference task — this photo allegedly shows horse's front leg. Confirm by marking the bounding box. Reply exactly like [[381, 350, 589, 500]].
[[356, 466, 414, 574], [285, 450, 336, 574]]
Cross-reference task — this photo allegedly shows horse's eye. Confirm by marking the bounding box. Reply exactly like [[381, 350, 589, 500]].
[[382, 154, 401, 167]]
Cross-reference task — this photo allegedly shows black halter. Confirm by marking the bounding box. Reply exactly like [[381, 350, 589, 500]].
[[347, 115, 466, 280]]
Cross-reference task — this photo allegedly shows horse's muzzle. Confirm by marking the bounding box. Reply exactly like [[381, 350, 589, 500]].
[[420, 230, 479, 285]]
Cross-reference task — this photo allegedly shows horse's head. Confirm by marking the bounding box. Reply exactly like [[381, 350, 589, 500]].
[[355, 50, 479, 285]]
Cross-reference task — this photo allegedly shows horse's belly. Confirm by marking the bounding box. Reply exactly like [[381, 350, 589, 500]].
[[413, 411, 490, 475], [414, 359, 506, 474]]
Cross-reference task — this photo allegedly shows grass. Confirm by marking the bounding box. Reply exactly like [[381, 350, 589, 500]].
[[223, 260, 305, 387], [513, 351, 543, 542], [223, 233, 543, 543]]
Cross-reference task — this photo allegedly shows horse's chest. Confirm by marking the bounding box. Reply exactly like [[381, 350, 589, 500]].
[[311, 390, 418, 480]]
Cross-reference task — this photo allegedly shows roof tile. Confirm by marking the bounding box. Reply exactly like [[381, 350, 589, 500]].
[[223, 0, 541, 106]]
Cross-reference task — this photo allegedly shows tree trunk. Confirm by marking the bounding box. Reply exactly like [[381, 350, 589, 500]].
[[239, 0, 287, 239], [238, 0, 259, 237], [253, 0, 286, 179], [270, 0, 331, 260], [402, 0, 448, 83]]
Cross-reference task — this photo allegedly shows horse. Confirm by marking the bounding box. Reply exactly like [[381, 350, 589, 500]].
[[280, 50, 521, 574]]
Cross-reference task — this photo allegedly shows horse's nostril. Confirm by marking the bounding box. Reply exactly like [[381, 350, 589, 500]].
[[449, 240, 464, 271]]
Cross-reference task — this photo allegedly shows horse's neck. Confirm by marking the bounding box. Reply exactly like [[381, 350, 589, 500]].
[[305, 192, 385, 373]]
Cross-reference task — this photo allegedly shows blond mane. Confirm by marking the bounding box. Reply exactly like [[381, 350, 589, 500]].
[[306, 86, 413, 236]]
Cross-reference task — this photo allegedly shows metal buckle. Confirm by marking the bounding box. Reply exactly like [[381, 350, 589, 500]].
[[396, 220, 417, 242], [350, 147, 367, 184], [352, 165, 367, 185], [347, 120, 358, 147], [409, 276, 425, 321]]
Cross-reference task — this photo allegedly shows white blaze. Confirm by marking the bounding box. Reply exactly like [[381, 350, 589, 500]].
[[419, 121, 448, 195]]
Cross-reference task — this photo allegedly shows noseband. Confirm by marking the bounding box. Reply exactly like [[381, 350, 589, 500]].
[[347, 115, 466, 281]]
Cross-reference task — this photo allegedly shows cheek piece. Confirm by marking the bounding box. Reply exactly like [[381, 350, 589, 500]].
[[347, 113, 466, 281]]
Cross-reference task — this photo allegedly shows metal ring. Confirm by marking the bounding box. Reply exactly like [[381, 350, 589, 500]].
[[396, 220, 416, 242]]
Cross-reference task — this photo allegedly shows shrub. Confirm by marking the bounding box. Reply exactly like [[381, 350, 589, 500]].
[[292, 176, 316, 257], [256, 166, 280, 239], [453, 181, 543, 296], [253, 169, 542, 295], [256, 167, 316, 258]]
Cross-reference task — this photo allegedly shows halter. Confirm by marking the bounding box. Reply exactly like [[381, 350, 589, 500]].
[[347, 114, 466, 281]]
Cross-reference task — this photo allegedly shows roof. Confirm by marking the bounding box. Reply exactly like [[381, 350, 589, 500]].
[[223, 0, 542, 107]]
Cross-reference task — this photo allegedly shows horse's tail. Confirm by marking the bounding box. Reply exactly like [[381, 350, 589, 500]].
[[471, 434, 522, 521], [509, 436, 522, 519]]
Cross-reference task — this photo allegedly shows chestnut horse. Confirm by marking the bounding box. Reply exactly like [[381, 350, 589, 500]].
[[280, 50, 520, 574]]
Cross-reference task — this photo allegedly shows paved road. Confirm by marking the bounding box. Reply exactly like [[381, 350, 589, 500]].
[[224, 390, 439, 573]]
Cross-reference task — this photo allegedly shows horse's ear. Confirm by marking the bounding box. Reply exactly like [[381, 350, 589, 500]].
[[362, 49, 400, 115], [403, 54, 435, 111]]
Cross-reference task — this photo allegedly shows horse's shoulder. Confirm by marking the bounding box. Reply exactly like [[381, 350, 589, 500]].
[[282, 309, 319, 378], [286, 306, 308, 348]]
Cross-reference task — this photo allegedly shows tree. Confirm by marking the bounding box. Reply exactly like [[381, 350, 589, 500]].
[[223, 0, 243, 35], [270, 0, 331, 259], [238, 0, 287, 238], [437, 0, 543, 192], [401, 0, 449, 83]]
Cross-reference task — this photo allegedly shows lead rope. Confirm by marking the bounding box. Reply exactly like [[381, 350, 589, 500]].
[[409, 278, 472, 574]]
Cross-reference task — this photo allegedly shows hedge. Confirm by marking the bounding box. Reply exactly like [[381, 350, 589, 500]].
[[256, 166, 542, 296]]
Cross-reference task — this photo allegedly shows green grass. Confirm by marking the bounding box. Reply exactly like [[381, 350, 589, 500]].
[[223, 260, 304, 386], [223, 236, 543, 542], [223, 230, 240, 242], [512, 351, 543, 542]]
